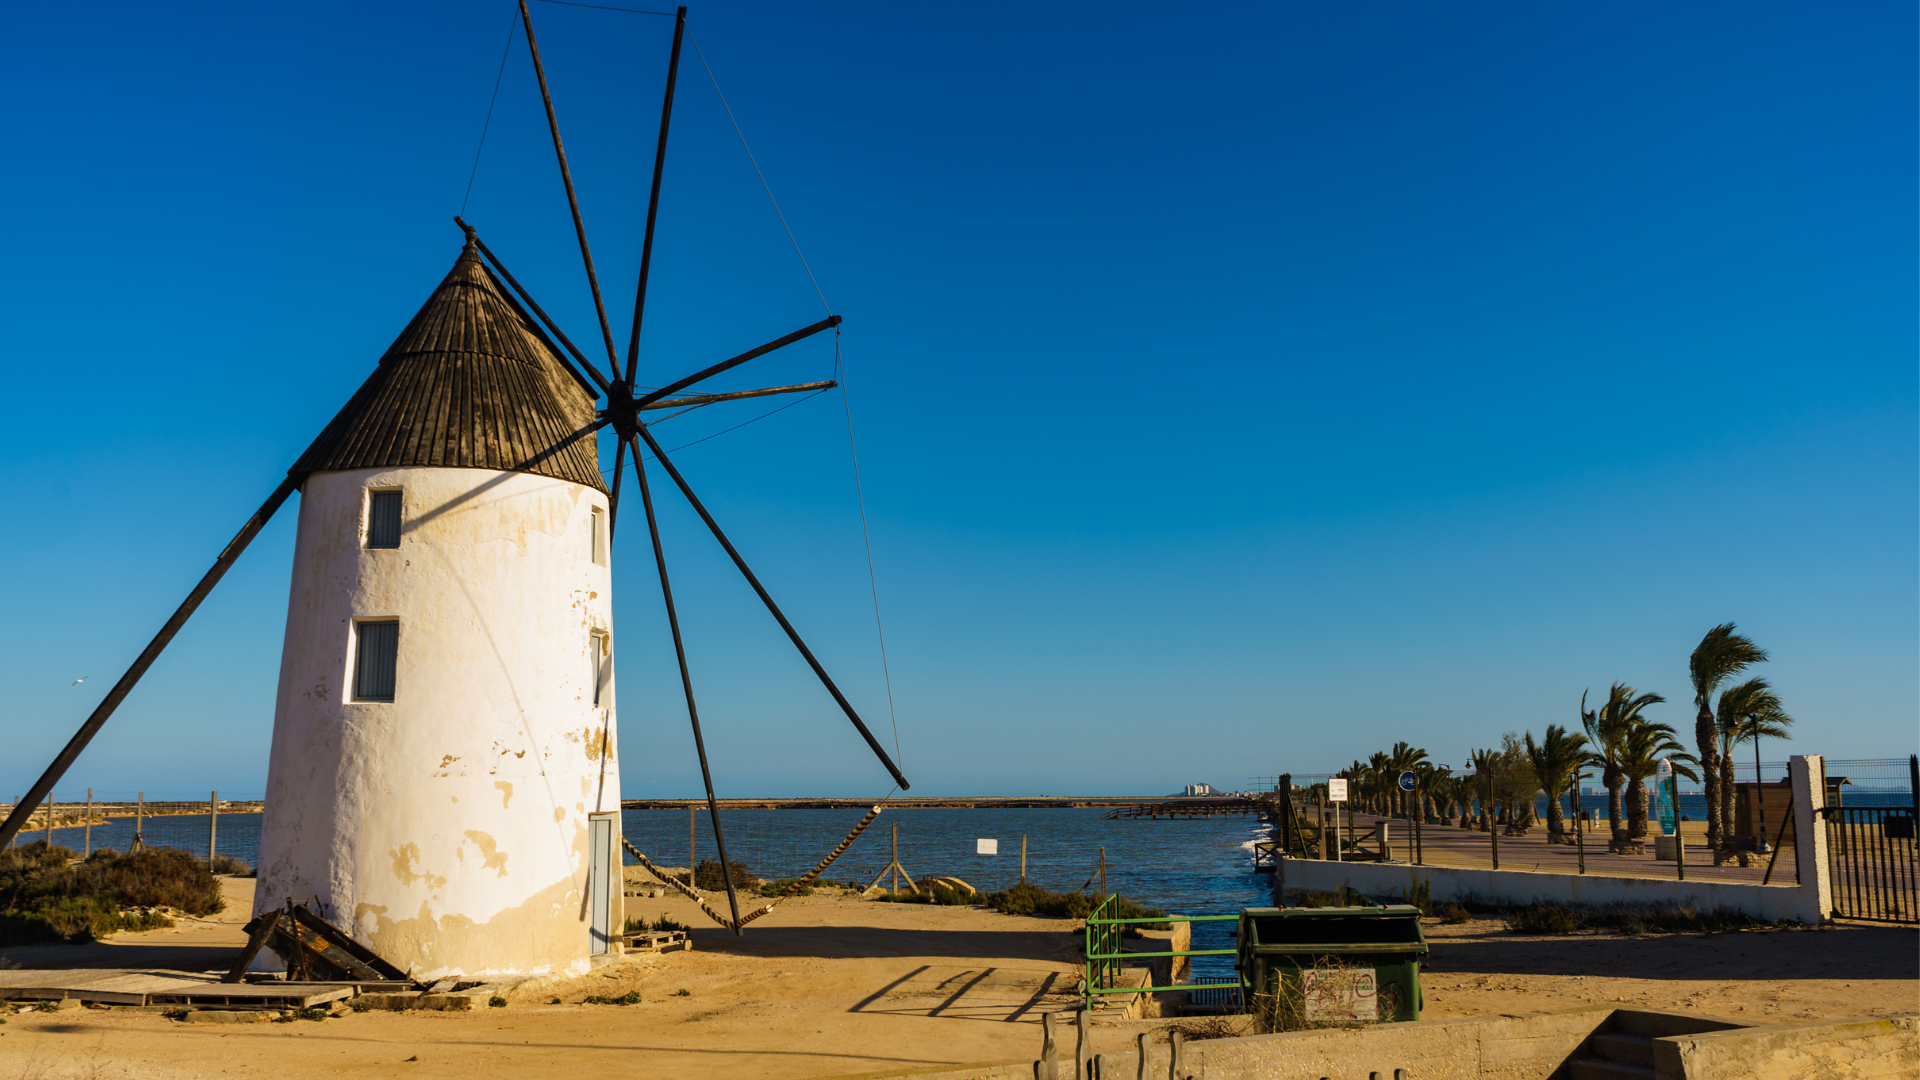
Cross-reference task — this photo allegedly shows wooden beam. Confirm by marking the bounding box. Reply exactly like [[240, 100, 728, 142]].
[[625, 6, 689, 384], [634, 380, 836, 412], [631, 316, 841, 410]]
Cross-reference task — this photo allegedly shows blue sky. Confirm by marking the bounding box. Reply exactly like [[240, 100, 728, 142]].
[[1, 2, 1912, 800]]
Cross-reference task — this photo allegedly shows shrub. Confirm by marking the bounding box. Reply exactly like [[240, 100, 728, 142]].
[[1504, 903, 1584, 934], [0, 844, 216, 945], [1435, 902, 1472, 924], [583, 991, 641, 1006], [757, 878, 814, 898], [624, 914, 688, 933], [488, 996, 507, 1008], [209, 855, 254, 877], [673, 988, 690, 997], [1402, 878, 1432, 915], [692, 859, 755, 892], [875, 881, 978, 906]]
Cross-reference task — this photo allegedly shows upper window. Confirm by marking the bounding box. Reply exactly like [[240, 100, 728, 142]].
[[367, 490, 402, 549], [590, 506, 606, 566], [353, 621, 398, 702]]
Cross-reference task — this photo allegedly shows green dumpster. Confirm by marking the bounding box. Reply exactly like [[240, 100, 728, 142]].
[[1236, 905, 1428, 1032]]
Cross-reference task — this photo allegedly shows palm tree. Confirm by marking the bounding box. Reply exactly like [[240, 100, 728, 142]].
[[1581, 683, 1665, 848], [1618, 720, 1697, 840], [1366, 752, 1392, 815], [1689, 624, 1768, 859], [1716, 677, 1793, 846], [1525, 725, 1590, 845]]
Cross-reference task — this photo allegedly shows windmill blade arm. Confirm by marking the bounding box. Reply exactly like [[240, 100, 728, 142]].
[[632, 380, 837, 413], [455, 217, 612, 394], [632, 423, 910, 791], [632, 316, 841, 410], [0, 474, 302, 849]]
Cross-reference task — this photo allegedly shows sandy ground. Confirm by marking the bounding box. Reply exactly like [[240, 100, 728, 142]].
[[0, 879, 1913, 1080]]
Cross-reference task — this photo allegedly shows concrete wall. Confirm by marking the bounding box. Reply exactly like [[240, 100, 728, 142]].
[[1656, 1016, 1918, 1079], [1274, 755, 1833, 925], [256, 466, 620, 980]]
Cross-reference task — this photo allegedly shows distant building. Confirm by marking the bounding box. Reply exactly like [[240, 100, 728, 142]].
[[1183, 783, 1218, 797]]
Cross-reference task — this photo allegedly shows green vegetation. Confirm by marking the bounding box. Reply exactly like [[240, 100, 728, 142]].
[[692, 859, 756, 892], [1401, 877, 1432, 915], [757, 878, 814, 898], [875, 880, 978, 906], [0, 843, 226, 946], [1435, 902, 1472, 924], [1501, 900, 1789, 936], [624, 914, 689, 933], [673, 988, 690, 997], [583, 991, 642, 1005], [488, 996, 508, 1008]]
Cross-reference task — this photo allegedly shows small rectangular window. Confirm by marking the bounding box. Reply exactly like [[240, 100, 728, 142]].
[[367, 491, 402, 548], [590, 632, 610, 706], [354, 621, 398, 702], [590, 506, 606, 566]]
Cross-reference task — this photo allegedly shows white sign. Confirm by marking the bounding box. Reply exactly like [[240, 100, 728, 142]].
[[976, 838, 998, 855], [1303, 967, 1378, 1023], [1328, 779, 1348, 802]]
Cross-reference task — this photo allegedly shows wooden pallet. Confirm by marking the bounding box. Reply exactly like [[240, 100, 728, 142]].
[[620, 929, 691, 954], [0, 969, 350, 1008]]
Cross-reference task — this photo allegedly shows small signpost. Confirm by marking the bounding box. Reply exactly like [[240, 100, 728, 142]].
[[1327, 779, 1347, 863], [1398, 771, 1419, 864], [976, 838, 998, 855], [1397, 771, 1416, 791]]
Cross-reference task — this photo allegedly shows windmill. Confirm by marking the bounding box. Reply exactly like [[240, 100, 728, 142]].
[[0, 1, 908, 976]]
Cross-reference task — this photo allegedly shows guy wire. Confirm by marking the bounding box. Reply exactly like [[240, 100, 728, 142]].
[[691, 33, 832, 315], [837, 331, 903, 771], [461, 9, 521, 217]]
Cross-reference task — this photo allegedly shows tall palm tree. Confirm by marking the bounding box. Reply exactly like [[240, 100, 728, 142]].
[[1689, 624, 1767, 859], [1582, 683, 1665, 848], [1469, 747, 1500, 831], [1716, 677, 1793, 845], [1366, 751, 1392, 815], [1618, 720, 1697, 840], [1525, 725, 1590, 845]]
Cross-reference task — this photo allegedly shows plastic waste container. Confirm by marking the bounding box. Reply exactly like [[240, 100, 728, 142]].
[[1236, 904, 1428, 1032]]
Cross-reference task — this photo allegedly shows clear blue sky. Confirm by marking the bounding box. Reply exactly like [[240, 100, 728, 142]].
[[1, 2, 1912, 800]]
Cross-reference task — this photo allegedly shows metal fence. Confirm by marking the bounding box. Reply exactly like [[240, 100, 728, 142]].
[[1083, 895, 1240, 1009], [1823, 756, 1919, 923]]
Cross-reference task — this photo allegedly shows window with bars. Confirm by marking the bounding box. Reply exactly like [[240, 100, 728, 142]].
[[353, 621, 398, 702], [590, 632, 610, 707], [367, 490, 402, 548]]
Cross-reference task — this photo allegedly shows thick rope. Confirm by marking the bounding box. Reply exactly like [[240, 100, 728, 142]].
[[620, 806, 883, 930]]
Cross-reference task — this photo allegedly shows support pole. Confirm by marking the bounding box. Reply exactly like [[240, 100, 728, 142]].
[[44, 794, 52, 847], [1575, 773, 1586, 875], [1098, 846, 1107, 900], [133, 792, 145, 853], [688, 805, 696, 889], [0, 475, 300, 850], [624, 5, 688, 384], [516, 0, 620, 368], [1020, 834, 1027, 884], [629, 436, 742, 932], [1672, 772, 1687, 881], [84, 788, 92, 859], [209, 790, 218, 868]]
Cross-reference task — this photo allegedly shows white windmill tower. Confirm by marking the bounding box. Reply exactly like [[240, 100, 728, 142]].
[[0, 1, 909, 980], [252, 237, 622, 979]]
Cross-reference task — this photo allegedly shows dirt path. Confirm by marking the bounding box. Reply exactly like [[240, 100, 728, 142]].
[[0, 882, 1912, 1080]]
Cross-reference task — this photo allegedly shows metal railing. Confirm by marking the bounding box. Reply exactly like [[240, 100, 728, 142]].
[[1083, 894, 1241, 1009]]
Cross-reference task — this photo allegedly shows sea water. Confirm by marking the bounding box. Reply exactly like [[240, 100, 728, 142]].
[[30, 807, 1269, 977]]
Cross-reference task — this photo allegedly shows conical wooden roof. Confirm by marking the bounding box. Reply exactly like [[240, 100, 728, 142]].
[[293, 240, 605, 491]]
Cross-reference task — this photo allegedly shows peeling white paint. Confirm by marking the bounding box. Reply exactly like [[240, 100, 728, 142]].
[[255, 466, 621, 979]]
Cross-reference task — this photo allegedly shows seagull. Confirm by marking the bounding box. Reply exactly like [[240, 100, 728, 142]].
[[70, 676, 88, 685]]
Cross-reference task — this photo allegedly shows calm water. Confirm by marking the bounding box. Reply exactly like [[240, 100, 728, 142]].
[[29, 807, 1269, 977]]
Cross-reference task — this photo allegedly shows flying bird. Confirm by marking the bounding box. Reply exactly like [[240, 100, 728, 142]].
[[70, 676, 88, 686]]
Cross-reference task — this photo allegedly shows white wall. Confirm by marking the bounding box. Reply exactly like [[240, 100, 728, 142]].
[[255, 466, 620, 979], [1273, 757, 1833, 925]]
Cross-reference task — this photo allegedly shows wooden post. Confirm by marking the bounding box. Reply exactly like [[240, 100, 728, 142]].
[[1021, 834, 1027, 884], [688, 805, 696, 888], [1040, 1010, 1059, 1080], [44, 793, 53, 847], [1489, 794, 1499, 871], [1098, 847, 1107, 901], [133, 792, 144, 853], [1075, 1009, 1091, 1080], [209, 790, 218, 867], [1317, 797, 1328, 860], [1671, 772, 1686, 881], [83, 788, 93, 858]]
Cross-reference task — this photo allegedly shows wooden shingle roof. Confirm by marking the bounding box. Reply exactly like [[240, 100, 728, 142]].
[[292, 240, 606, 492]]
